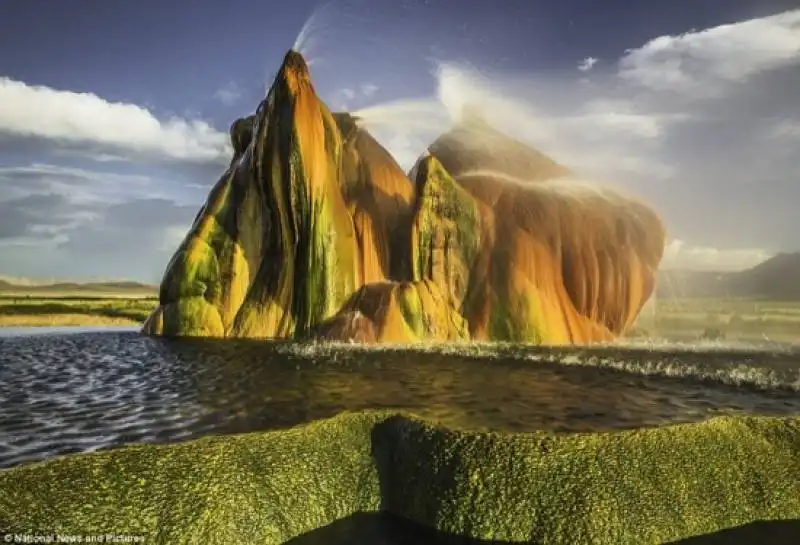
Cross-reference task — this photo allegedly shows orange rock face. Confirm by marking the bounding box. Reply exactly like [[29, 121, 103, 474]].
[[144, 49, 665, 344], [419, 120, 665, 343], [335, 113, 416, 284]]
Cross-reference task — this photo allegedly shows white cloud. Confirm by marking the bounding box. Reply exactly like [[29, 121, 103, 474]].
[[0, 161, 212, 265], [331, 84, 382, 111], [330, 88, 356, 110], [0, 163, 159, 204], [159, 225, 189, 252], [357, 63, 679, 179], [0, 193, 198, 281], [55, 151, 130, 163], [0, 78, 231, 163], [578, 57, 598, 72], [661, 239, 773, 271], [361, 83, 379, 97], [770, 118, 800, 139], [213, 81, 242, 106], [618, 9, 800, 94]]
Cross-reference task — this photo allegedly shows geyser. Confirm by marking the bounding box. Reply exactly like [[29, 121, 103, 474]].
[[143, 49, 665, 344]]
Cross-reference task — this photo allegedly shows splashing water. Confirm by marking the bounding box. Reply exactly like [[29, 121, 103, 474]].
[[350, 95, 456, 171], [352, 98, 450, 134], [292, 2, 337, 61], [350, 60, 550, 168], [350, 63, 492, 168], [456, 170, 630, 201], [351, 62, 491, 130], [261, 3, 332, 94]]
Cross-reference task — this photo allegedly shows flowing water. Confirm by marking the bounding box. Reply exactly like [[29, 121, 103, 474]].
[[1, 331, 799, 470]]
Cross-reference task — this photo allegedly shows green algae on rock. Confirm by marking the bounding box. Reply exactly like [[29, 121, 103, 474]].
[[312, 280, 469, 343], [410, 155, 482, 313], [1, 412, 798, 544], [423, 115, 666, 344], [146, 51, 360, 339]]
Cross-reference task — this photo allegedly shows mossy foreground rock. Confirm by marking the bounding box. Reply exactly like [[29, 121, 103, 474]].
[[1, 412, 798, 544], [143, 49, 666, 344]]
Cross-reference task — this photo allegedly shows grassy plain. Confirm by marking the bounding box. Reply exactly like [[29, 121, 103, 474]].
[[2, 283, 798, 344], [632, 298, 800, 343], [0, 293, 158, 327]]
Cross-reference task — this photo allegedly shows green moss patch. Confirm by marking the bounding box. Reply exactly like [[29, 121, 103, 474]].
[[1, 412, 797, 544], [411, 156, 481, 310]]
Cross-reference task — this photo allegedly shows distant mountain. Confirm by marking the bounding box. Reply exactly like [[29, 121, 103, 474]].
[[658, 252, 800, 300]]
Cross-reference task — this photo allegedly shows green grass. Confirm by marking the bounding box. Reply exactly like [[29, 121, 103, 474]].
[[0, 296, 158, 327], [0, 411, 797, 544], [632, 298, 800, 342], [655, 298, 800, 315]]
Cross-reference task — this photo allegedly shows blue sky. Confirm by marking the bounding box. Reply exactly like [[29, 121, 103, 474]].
[[1, 0, 799, 282]]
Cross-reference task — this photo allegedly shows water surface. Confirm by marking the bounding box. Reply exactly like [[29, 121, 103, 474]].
[[1, 332, 799, 469], [0, 325, 138, 338]]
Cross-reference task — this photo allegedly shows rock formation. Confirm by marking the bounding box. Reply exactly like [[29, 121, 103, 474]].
[[143, 50, 665, 344], [2, 411, 799, 543]]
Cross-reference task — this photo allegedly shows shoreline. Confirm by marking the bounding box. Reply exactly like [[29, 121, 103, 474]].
[[2, 411, 798, 544], [0, 314, 144, 328], [0, 295, 156, 329]]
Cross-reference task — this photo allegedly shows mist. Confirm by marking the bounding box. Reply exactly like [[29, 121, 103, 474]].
[[344, 37, 798, 272]]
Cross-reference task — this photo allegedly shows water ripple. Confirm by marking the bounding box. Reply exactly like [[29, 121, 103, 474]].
[[1, 332, 799, 469]]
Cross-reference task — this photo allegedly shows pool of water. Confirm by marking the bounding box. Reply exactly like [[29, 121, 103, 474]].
[[0, 331, 799, 469]]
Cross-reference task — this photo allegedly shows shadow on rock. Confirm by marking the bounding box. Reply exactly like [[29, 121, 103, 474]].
[[285, 514, 800, 545], [668, 519, 800, 544], [284, 512, 505, 545]]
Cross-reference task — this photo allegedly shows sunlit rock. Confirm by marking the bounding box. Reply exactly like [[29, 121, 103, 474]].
[[2, 412, 798, 543], [313, 280, 469, 343], [143, 50, 665, 344], [420, 117, 666, 342]]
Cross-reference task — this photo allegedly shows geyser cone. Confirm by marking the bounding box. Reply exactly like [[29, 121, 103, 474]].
[[420, 119, 665, 342], [145, 50, 360, 338], [428, 111, 572, 182], [144, 111, 266, 338], [230, 49, 359, 338], [144, 48, 663, 346]]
